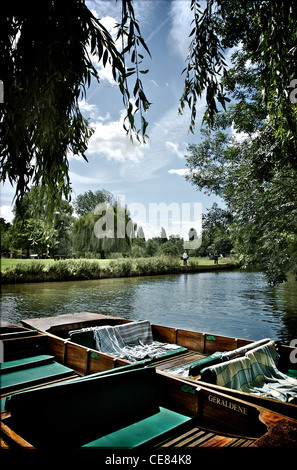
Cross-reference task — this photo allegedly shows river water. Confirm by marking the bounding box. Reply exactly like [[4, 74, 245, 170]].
[[1, 271, 297, 344]]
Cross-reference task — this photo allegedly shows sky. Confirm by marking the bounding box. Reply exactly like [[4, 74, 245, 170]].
[[0, 0, 221, 240]]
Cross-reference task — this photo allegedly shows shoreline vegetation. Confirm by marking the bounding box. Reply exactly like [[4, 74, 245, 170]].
[[0, 257, 239, 284]]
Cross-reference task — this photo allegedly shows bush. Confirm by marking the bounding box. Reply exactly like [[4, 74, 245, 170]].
[[1, 255, 235, 284]]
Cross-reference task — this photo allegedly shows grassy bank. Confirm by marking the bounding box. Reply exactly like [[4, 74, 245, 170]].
[[1, 257, 238, 284]]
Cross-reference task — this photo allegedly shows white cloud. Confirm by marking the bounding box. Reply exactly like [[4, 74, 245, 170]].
[[78, 98, 196, 183], [0, 205, 14, 223], [79, 99, 111, 122], [168, 0, 193, 59], [150, 80, 159, 88], [165, 141, 185, 159], [87, 110, 145, 164], [231, 122, 259, 143], [168, 169, 189, 176]]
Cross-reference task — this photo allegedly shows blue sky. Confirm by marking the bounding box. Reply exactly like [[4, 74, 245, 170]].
[[1, 0, 221, 239]]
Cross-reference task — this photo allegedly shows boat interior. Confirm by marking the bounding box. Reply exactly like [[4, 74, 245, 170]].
[[1, 316, 297, 448], [22, 313, 297, 420]]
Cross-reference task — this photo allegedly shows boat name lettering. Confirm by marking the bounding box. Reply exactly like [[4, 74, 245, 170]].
[[206, 335, 216, 341], [181, 384, 196, 395], [90, 352, 100, 359], [208, 394, 248, 415]]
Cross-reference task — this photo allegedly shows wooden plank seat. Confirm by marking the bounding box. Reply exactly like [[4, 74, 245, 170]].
[[163, 351, 225, 377], [0, 355, 75, 394], [5, 366, 193, 449], [68, 320, 187, 363], [0, 329, 39, 340]]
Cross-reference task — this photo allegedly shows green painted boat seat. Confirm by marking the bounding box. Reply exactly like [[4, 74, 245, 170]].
[[82, 407, 192, 448], [0, 355, 75, 394], [0, 354, 56, 374], [0, 329, 39, 340], [0, 363, 144, 413], [287, 369, 297, 379], [188, 351, 224, 376], [64, 361, 147, 384], [6, 366, 193, 448]]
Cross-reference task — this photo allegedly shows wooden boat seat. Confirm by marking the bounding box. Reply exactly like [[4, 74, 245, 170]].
[[0, 355, 75, 394], [0, 329, 39, 340], [68, 321, 187, 363], [5, 366, 193, 448]]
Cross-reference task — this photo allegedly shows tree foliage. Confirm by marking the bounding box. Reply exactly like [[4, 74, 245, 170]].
[[185, 93, 297, 284], [12, 187, 74, 257], [183, 1, 297, 284], [0, 0, 151, 209], [1, 0, 296, 217], [72, 196, 133, 258], [74, 189, 115, 217], [180, 0, 297, 160], [197, 203, 233, 257]]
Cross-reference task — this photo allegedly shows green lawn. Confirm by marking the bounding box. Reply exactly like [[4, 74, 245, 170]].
[[1, 258, 54, 271], [0, 258, 112, 271], [0, 256, 229, 272]]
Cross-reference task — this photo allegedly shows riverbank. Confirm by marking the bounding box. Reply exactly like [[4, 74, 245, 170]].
[[0, 257, 239, 284]]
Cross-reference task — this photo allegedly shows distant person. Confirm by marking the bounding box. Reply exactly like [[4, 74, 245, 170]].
[[182, 250, 189, 266], [214, 250, 218, 264]]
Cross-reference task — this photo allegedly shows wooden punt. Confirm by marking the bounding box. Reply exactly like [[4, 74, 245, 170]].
[[1, 319, 297, 448], [22, 312, 297, 422]]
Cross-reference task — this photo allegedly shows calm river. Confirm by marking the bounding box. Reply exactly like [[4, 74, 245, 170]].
[[1, 271, 297, 344]]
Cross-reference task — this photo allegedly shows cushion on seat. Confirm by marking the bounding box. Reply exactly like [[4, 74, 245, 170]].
[[82, 407, 193, 448]]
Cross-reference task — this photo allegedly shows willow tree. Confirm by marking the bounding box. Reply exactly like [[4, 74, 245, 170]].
[[180, 0, 297, 163], [72, 201, 133, 258], [0, 0, 150, 212]]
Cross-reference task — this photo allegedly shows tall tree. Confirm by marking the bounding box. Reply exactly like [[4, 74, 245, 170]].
[[185, 115, 297, 285], [183, 1, 297, 284], [12, 187, 74, 257], [72, 196, 133, 258], [74, 189, 115, 217], [196, 204, 233, 257]]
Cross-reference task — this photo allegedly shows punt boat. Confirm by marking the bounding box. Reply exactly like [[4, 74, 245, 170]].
[[22, 312, 297, 422], [1, 318, 297, 448]]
